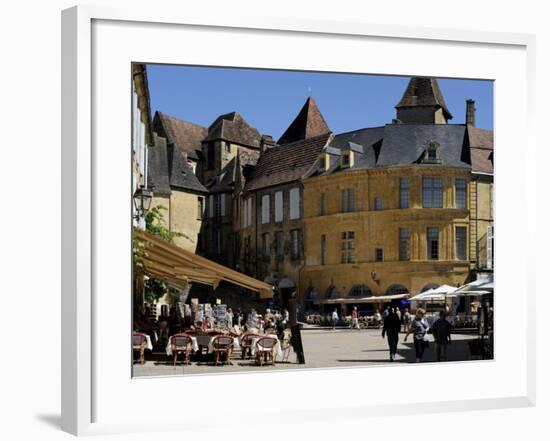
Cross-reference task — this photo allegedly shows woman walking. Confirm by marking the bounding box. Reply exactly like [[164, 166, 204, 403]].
[[404, 308, 429, 362]]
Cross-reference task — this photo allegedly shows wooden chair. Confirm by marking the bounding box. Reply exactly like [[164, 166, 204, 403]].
[[280, 329, 292, 363], [132, 332, 147, 364], [171, 333, 193, 366], [211, 334, 234, 366], [239, 332, 257, 360], [255, 336, 278, 366]]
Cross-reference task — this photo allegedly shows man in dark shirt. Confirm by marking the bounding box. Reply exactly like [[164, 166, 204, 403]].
[[382, 309, 402, 361], [432, 310, 452, 361]]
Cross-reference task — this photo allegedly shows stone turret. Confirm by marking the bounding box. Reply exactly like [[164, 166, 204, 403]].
[[395, 77, 453, 124]]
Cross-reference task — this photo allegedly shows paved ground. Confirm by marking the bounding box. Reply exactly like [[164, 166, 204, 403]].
[[133, 327, 482, 377]]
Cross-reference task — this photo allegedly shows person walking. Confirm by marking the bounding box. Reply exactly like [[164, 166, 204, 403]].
[[349, 306, 360, 330], [402, 308, 411, 333], [331, 309, 339, 330], [395, 307, 402, 324], [382, 308, 401, 361], [404, 308, 429, 362], [432, 310, 452, 361]]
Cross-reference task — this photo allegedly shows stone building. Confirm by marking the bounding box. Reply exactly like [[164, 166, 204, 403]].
[[147, 132, 208, 252], [152, 111, 207, 175], [199, 112, 262, 267], [298, 77, 493, 313], [239, 97, 332, 307], [131, 63, 153, 228]]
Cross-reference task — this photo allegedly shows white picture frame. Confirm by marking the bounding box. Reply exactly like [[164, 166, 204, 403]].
[[62, 5, 536, 436]]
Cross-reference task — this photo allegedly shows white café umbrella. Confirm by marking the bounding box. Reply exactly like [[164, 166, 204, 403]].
[[454, 275, 494, 296], [409, 284, 458, 302]]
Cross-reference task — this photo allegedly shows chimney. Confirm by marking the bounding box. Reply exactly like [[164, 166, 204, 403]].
[[466, 99, 476, 126], [260, 135, 276, 156]]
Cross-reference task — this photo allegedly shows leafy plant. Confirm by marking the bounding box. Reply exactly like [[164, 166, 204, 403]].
[[134, 204, 189, 304]]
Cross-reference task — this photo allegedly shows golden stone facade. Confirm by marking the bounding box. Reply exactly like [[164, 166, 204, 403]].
[[299, 165, 493, 309]]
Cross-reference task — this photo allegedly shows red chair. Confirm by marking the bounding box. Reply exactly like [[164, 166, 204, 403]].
[[239, 332, 257, 360], [171, 333, 193, 366], [132, 332, 147, 364], [255, 336, 278, 366], [211, 334, 234, 366]]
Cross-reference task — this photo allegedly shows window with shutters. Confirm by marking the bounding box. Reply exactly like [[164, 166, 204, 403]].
[[289, 188, 300, 219], [261, 194, 270, 224], [275, 191, 283, 222]]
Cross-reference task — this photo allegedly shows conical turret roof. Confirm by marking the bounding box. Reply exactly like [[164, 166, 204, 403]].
[[396, 77, 453, 120], [277, 97, 330, 144]]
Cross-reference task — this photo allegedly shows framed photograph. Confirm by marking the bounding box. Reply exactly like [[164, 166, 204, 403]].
[[62, 5, 536, 436]]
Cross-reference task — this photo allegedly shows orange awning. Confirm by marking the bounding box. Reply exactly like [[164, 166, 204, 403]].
[[134, 229, 273, 299]]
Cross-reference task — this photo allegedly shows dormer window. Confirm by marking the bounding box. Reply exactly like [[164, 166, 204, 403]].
[[341, 151, 353, 168], [422, 140, 441, 164], [318, 153, 330, 171]]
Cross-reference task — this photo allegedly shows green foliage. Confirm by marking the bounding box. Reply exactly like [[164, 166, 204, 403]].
[[134, 204, 189, 304]]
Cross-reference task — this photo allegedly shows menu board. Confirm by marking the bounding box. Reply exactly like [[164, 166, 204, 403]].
[[213, 304, 227, 326]]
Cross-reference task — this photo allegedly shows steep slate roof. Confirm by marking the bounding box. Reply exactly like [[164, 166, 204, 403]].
[[152, 112, 207, 161], [396, 77, 453, 120], [245, 132, 332, 192], [204, 112, 261, 148], [148, 134, 208, 195], [467, 126, 494, 174], [307, 124, 473, 178], [377, 124, 469, 168], [330, 127, 385, 169], [277, 97, 331, 145]]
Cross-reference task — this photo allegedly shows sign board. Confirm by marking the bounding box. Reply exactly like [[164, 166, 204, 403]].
[[213, 304, 227, 326]]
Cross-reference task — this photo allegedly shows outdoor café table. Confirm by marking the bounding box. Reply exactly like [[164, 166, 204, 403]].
[[249, 334, 283, 360], [165, 335, 199, 356]]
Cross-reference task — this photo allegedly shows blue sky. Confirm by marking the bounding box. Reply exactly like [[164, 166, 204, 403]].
[[146, 64, 493, 139]]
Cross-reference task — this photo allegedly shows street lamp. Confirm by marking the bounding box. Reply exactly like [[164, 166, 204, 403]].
[[370, 270, 380, 285], [133, 185, 153, 221]]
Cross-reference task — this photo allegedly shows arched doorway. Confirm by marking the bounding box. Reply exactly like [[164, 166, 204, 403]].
[[324, 285, 341, 313], [386, 284, 409, 295], [386, 284, 410, 310], [347, 284, 373, 315], [303, 287, 319, 313], [348, 284, 373, 298]]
